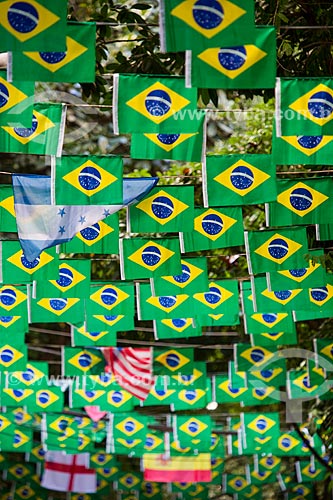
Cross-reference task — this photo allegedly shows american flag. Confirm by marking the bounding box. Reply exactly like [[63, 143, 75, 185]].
[[103, 347, 154, 400]]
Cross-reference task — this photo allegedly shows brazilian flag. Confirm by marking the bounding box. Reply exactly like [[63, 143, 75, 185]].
[[137, 282, 191, 321], [152, 256, 209, 296], [250, 330, 298, 347], [60, 213, 119, 255], [35, 259, 91, 299], [0, 102, 66, 156], [85, 312, 135, 335], [71, 324, 117, 347], [0, 184, 17, 232], [160, 0, 256, 52], [128, 185, 194, 234], [174, 415, 211, 452], [277, 77, 333, 136], [215, 374, 248, 403], [11, 22, 96, 83], [266, 177, 333, 226], [193, 279, 239, 318], [62, 347, 106, 376], [250, 276, 305, 313], [130, 113, 205, 161], [188, 26, 276, 89], [0, 0, 67, 51], [0, 70, 34, 127], [154, 317, 201, 340], [113, 74, 198, 134], [30, 296, 84, 324], [55, 154, 123, 205], [204, 153, 276, 206]]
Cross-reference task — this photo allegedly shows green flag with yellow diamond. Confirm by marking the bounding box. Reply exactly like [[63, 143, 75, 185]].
[[192, 279, 239, 318], [130, 113, 205, 161], [242, 412, 280, 454], [60, 213, 119, 254], [174, 415, 211, 452], [180, 206, 244, 252], [35, 259, 91, 299], [187, 26, 276, 89], [152, 256, 209, 296], [0, 70, 34, 126], [0, 184, 16, 231], [250, 276, 305, 312], [266, 177, 333, 226], [85, 311, 135, 335], [11, 22, 96, 82], [0, 314, 27, 338], [71, 323, 117, 347], [159, 0, 256, 52], [113, 74, 197, 134], [0, 284, 28, 316], [245, 227, 309, 274], [276, 77, 333, 136], [55, 154, 123, 205], [154, 317, 202, 339], [30, 296, 84, 323], [204, 154, 276, 206], [120, 237, 182, 280], [62, 347, 106, 376], [128, 185, 194, 233], [0, 102, 66, 156], [137, 282, 191, 321], [87, 281, 135, 316], [154, 348, 194, 375], [0, 0, 67, 51], [0, 240, 58, 284]]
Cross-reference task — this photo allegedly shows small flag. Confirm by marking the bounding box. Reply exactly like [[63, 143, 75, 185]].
[[137, 282, 190, 321], [0, 102, 66, 156], [128, 185, 194, 233], [159, 0, 256, 52], [55, 155, 123, 205], [85, 312, 134, 335], [266, 177, 333, 226], [0, 70, 34, 126], [60, 214, 119, 254], [113, 74, 198, 134], [152, 256, 209, 296], [130, 114, 205, 161], [35, 259, 91, 299], [276, 78, 333, 136], [154, 318, 201, 340], [193, 279, 239, 317], [245, 226, 309, 274], [250, 276, 305, 312], [62, 347, 106, 376], [272, 129, 333, 165], [120, 237, 182, 280], [0, 0, 67, 51], [41, 451, 97, 493], [174, 415, 211, 452], [87, 281, 135, 316], [71, 324, 116, 347], [0, 284, 27, 315], [180, 206, 244, 252], [143, 453, 212, 482], [186, 26, 276, 89], [0, 343, 27, 370], [154, 348, 193, 375], [11, 22, 96, 82], [30, 297, 83, 323], [0, 184, 17, 231], [204, 153, 276, 206], [103, 347, 154, 401], [242, 412, 280, 454], [13, 174, 158, 262]]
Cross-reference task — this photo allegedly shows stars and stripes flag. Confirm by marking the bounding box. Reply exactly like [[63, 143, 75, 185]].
[[103, 347, 154, 401], [41, 451, 97, 493]]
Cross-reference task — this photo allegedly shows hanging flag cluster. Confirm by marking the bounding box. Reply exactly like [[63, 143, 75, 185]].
[[0, 0, 332, 499]]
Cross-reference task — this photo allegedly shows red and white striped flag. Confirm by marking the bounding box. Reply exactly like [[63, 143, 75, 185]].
[[103, 347, 154, 401], [41, 451, 96, 493]]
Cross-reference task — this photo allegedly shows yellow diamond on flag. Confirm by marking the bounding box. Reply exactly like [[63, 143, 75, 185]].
[[144, 433, 164, 451], [135, 189, 189, 225], [251, 367, 283, 383], [90, 284, 129, 310], [277, 181, 329, 216], [107, 390, 132, 408], [0, 344, 24, 367], [2, 108, 55, 144], [119, 473, 141, 489], [289, 83, 333, 126], [0, 77, 28, 115], [35, 389, 59, 408], [178, 388, 206, 405], [213, 159, 270, 196], [162, 260, 203, 289], [179, 417, 208, 437], [261, 287, 302, 305], [171, 0, 246, 38], [0, 193, 15, 216], [128, 240, 175, 272], [319, 342, 333, 360], [37, 297, 79, 316], [62, 159, 117, 196], [292, 373, 318, 393], [49, 262, 86, 292], [198, 44, 267, 79], [76, 219, 114, 246], [161, 318, 193, 333], [193, 282, 233, 309], [144, 132, 197, 151], [0, 415, 12, 432], [0, 285, 26, 311], [254, 232, 302, 265], [309, 283, 333, 307], [0, 0, 60, 42], [76, 327, 110, 342], [251, 312, 288, 329], [247, 414, 276, 434], [126, 81, 190, 124], [93, 314, 124, 327], [240, 346, 274, 366], [155, 349, 190, 371], [278, 262, 320, 282], [68, 350, 103, 373], [7, 248, 53, 274], [218, 379, 247, 398], [116, 438, 142, 449], [146, 294, 189, 313], [194, 208, 237, 241], [115, 417, 144, 436], [74, 389, 105, 403], [281, 135, 333, 156], [228, 476, 248, 492], [0, 316, 21, 328], [13, 429, 30, 449], [278, 433, 300, 452], [23, 36, 88, 72]]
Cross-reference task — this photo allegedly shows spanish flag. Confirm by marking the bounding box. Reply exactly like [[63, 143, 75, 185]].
[[143, 453, 212, 482]]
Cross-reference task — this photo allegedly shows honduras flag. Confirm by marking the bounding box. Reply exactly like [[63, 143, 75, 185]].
[[13, 174, 158, 262]]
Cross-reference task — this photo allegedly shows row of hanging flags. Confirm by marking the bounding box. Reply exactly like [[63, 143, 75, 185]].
[[0, 0, 332, 498]]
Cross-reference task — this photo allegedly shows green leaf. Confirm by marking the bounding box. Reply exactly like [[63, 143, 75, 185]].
[[132, 3, 151, 10]]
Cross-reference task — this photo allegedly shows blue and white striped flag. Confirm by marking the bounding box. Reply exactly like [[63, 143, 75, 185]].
[[13, 174, 158, 262]]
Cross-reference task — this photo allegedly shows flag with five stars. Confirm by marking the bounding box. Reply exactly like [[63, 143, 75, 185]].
[[11, 21, 96, 83], [186, 26, 276, 89], [13, 174, 158, 262], [113, 74, 198, 134]]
